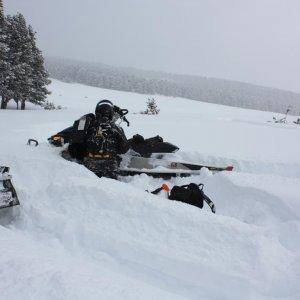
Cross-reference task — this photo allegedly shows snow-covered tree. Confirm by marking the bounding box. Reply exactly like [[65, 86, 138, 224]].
[[142, 98, 160, 115], [28, 26, 51, 105], [0, 11, 50, 110], [0, 7, 13, 109], [0, 1, 3, 21], [6, 14, 33, 110]]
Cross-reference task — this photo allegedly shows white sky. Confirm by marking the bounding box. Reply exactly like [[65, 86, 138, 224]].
[[5, 0, 300, 92]]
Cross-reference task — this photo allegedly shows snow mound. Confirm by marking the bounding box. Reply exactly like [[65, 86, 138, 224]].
[[0, 79, 299, 299]]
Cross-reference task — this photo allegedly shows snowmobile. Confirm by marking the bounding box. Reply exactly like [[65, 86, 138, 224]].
[[49, 128, 179, 157], [49, 106, 233, 178], [271, 107, 292, 124], [48, 106, 179, 157], [0, 166, 20, 210], [293, 118, 300, 125]]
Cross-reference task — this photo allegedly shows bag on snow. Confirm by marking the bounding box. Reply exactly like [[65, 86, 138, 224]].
[[169, 183, 205, 209], [153, 183, 216, 213]]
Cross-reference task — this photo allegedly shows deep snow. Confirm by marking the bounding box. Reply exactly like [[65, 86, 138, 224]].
[[0, 79, 299, 299]]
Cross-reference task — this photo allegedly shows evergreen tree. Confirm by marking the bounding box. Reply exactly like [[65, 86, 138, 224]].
[[28, 26, 50, 105], [0, 11, 13, 109], [6, 13, 33, 110], [141, 98, 160, 115], [0, 8, 50, 110], [0, 0, 3, 22]]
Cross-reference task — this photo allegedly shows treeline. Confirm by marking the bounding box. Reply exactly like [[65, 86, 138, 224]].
[[0, 12, 50, 109], [46, 57, 300, 115]]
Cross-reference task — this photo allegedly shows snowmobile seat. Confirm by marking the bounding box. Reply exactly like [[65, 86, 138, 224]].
[[128, 134, 179, 157]]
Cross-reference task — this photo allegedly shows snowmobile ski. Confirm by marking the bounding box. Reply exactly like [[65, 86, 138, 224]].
[[0, 167, 20, 210], [119, 156, 233, 178]]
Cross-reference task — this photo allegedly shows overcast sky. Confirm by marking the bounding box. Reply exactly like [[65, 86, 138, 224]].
[[5, 0, 300, 92]]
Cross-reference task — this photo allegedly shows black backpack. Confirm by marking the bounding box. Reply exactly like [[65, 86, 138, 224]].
[[150, 183, 216, 213], [169, 183, 204, 209]]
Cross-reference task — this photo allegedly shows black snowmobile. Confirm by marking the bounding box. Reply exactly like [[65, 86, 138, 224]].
[[48, 106, 233, 178], [0, 166, 20, 210], [48, 106, 179, 157], [49, 127, 179, 158], [293, 118, 300, 125]]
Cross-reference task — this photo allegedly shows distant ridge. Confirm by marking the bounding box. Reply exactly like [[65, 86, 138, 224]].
[[45, 57, 300, 115]]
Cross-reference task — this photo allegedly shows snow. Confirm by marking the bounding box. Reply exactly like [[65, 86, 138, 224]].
[[0, 79, 299, 299]]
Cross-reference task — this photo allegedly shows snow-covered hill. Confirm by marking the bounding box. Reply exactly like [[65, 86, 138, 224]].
[[46, 57, 300, 115], [0, 80, 299, 299]]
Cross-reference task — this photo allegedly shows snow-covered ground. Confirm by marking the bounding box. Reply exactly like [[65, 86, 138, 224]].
[[0, 79, 299, 299]]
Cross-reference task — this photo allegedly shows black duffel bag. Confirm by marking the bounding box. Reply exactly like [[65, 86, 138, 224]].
[[169, 183, 204, 209], [169, 183, 215, 213], [150, 183, 216, 213]]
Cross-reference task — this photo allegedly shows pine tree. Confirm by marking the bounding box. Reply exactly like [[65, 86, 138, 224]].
[[6, 14, 33, 110], [0, 1, 3, 22], [28, 26, 50, 105], [0, 8, 49, 110], [0, 9, 13, 109], [144, 98, 160, 115]]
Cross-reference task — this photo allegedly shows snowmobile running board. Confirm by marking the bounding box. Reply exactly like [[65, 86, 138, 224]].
[[119, 156, 233, 178], [119, 169, 200, 178], [119, 167, 232, 179], [0, 166, 20, 210], [60, 151, 233, 179]]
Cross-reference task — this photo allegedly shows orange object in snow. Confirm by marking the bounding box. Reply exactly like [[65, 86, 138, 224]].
[[161, 183, 170, 192]]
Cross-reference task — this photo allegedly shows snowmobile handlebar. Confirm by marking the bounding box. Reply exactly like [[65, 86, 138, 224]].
[[120, 109, 128, 116], [114, 107, 130, 126], [118, 109, 130, 126], [27, 139, 39, 147], [123, 116, 130, 127]]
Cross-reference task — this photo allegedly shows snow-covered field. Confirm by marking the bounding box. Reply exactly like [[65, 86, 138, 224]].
[[0, 79, 299, 299]]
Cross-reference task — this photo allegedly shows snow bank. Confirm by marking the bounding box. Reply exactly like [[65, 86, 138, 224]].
[[0, 80, 299, 299]]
